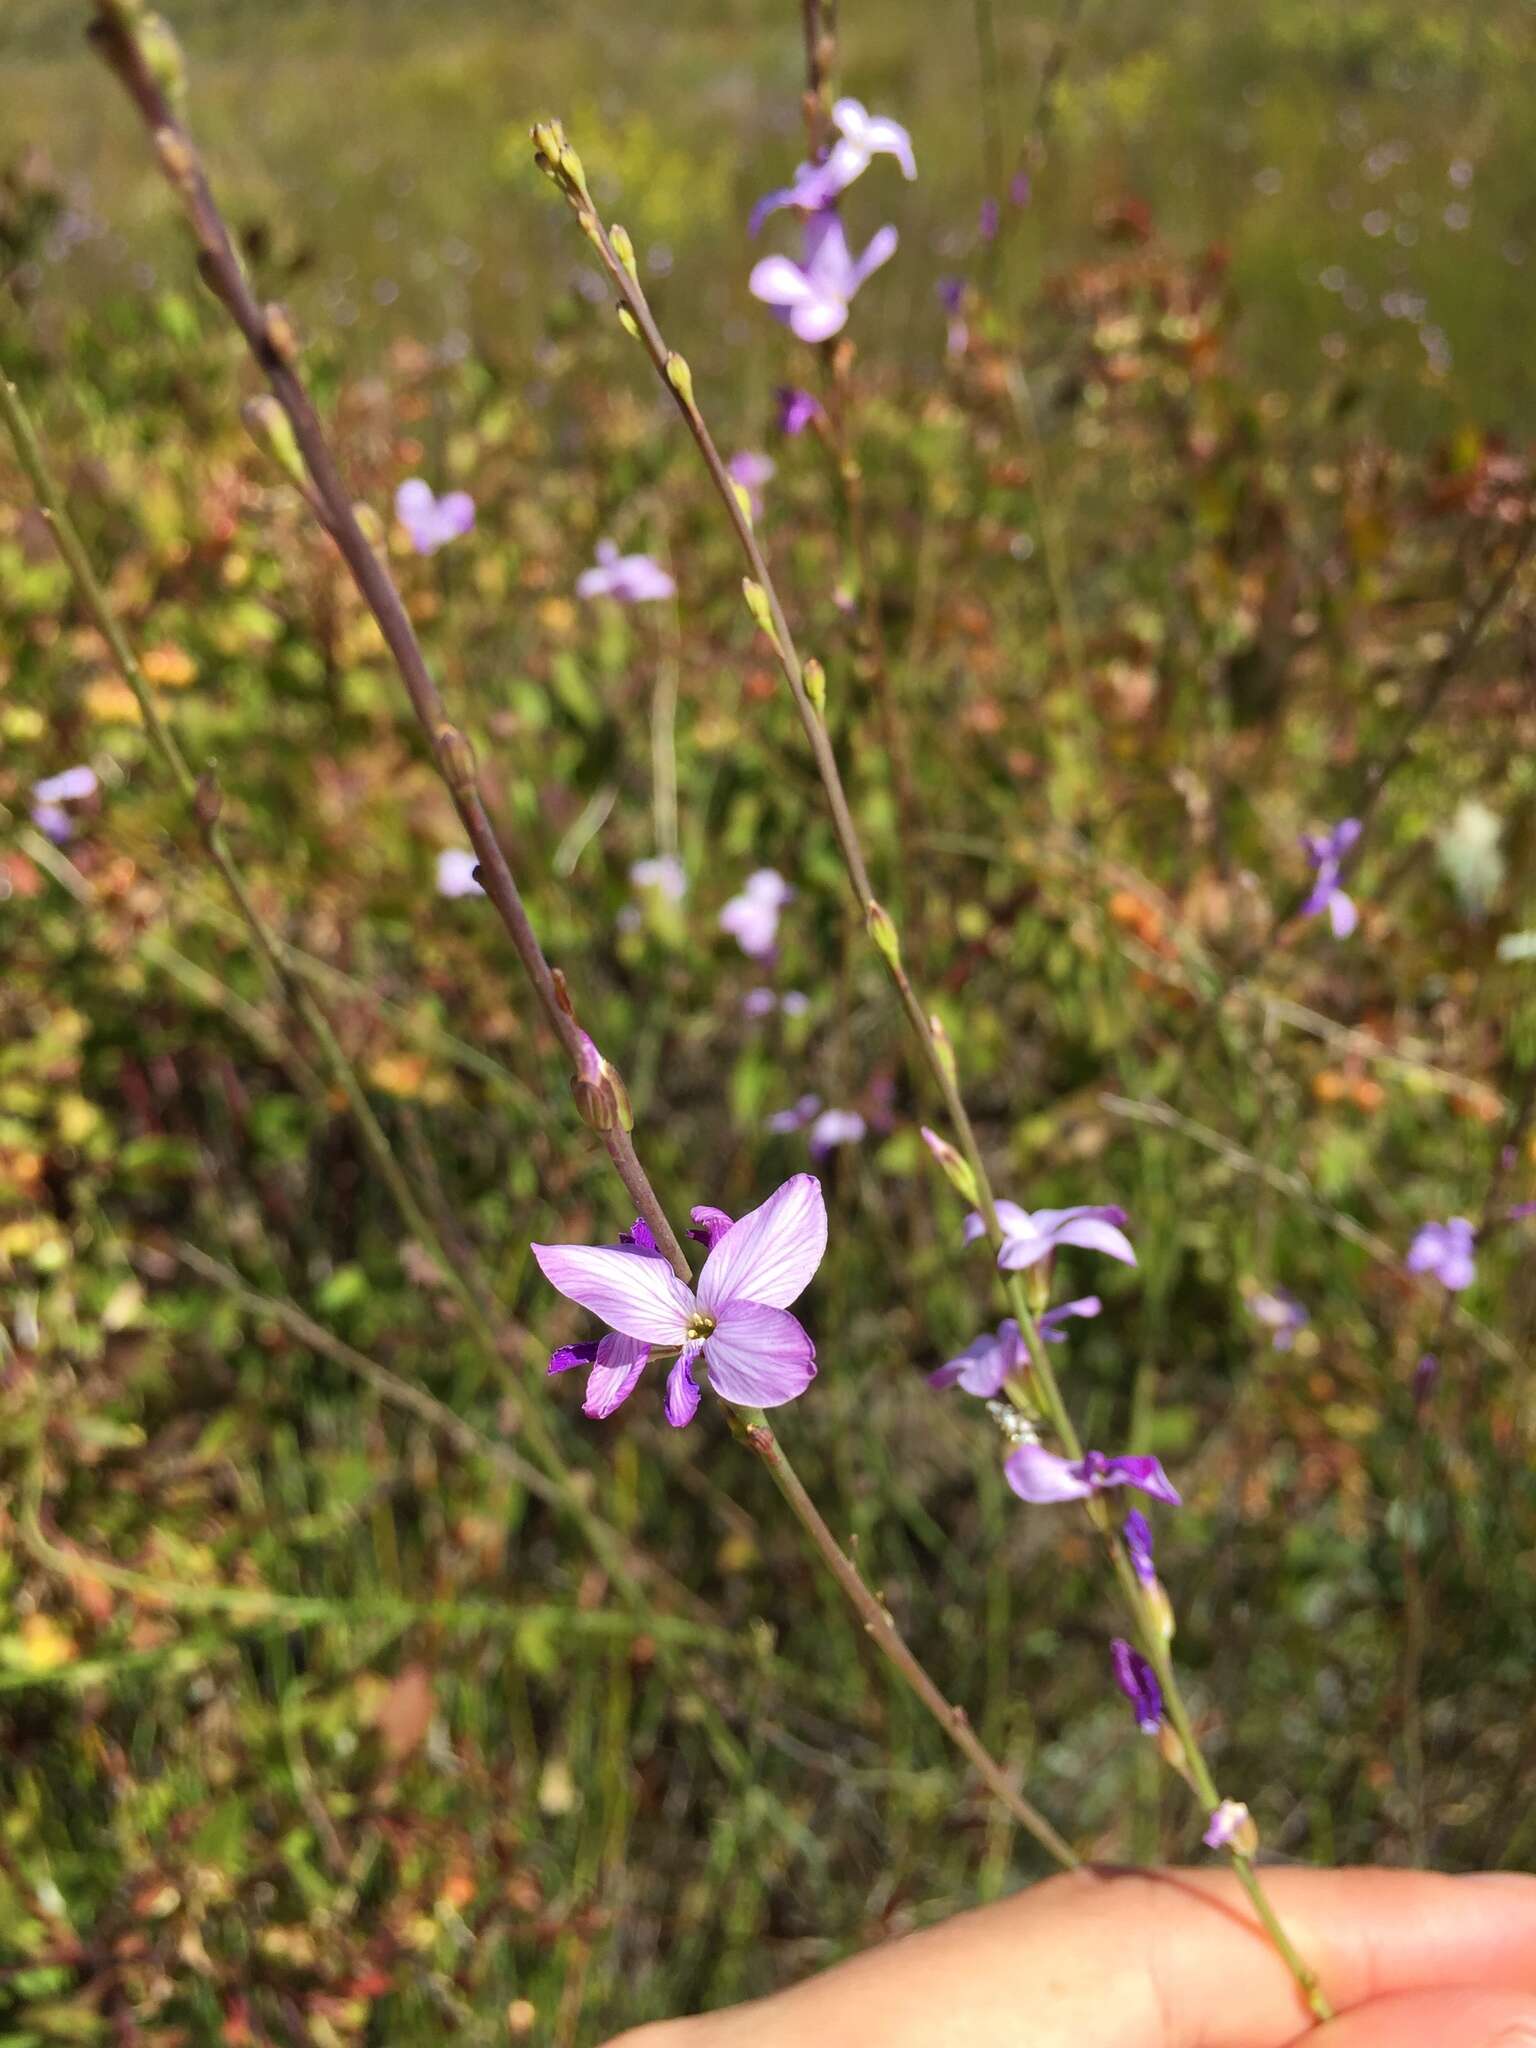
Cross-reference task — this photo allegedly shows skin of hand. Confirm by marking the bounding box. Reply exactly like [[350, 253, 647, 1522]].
[[605, 1866, 1536, 2048]]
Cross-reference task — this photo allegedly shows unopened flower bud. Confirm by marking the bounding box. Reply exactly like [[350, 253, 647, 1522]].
[[664, 352, 695, 409], [730, 480, 754, 527], [241, 394, 305, 485], [570, 1031, 634, 1133], [617, 306, 641, 340], [803, 657, 826, 716], [434, 723, 478, 798], [557, 144, 589, 197], [262, 302, 301, 367], [137, 11, 188, 113], [919, 1125, 978, 1204], [742, 578, 777, 646], [865, 899, 901, 972], [530, 119, 565, 172], [1145, 1578, 1176, 1642], [1156, 1721, 1191, 1780], [609, 224, 638, 284], [1202, 1798, 1258, 1856]]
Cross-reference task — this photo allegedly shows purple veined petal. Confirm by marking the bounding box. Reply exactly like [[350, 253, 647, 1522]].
[[33, 764, 98, 804], [549, 1337, 603, 1376], [698, 1173, 827, 1311], [702, 1300, 816, 1407], [1003, 1443, 1094, 1504], [1037, 1294, 1102, 1341], [848, 223, 899, 292], [688, 1205, 735, 1252], [1328, 889, 1358, 938], [530, 1241, 694, 1343], [1103, 1454, 1183, 1507], [582, 1333, 651, 1418], [749, 253, 821, 310], [1047, 1215, 1138, 1266], [664, 1345, 704, 1428]]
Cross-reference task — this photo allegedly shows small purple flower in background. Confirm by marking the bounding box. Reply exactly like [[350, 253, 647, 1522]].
[[748, 97, 916, 234], [1009, 168, 1032, 208], [1110, 1639, 1164, 1735], [809, 1107, 865, 1159], [395, 478, 476, 556], [1406, 1216, 1476, 1291], [1412, 1352, 1440, 1413], [1249, 1287, 1308, 1351], [1301, 817, 1362, 937], [631, 853, 687, 902], [978, 196, 1001, 242], [576, 539, 676, 603], [720, 867, 791, 957], [937, 276, 968, 357], [750, 214, 899, 343], [727, 450, 776, 519], [1005, 1445, 1182, 1508], [534, 1174, 826, 1425], [437, 848, 484, 898], [781, 990, 810, 1017], [31, 763, 98, 843], [1203, 1799, 1258, 1854], [743, 987, 779, 1020], [767, 1092, 821, 1134], [776, 386, 823, 437], [1123, 1508, 1157, 1587], [964, 1199, 1136, 1273], [929, 1317, 1027, 1395]]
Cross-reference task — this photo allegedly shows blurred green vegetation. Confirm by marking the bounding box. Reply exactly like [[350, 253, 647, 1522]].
[[2, 2, 1536, 2044]]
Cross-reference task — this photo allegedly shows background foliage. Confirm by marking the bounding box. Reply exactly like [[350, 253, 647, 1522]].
[[2, 2, 1535, 2042]]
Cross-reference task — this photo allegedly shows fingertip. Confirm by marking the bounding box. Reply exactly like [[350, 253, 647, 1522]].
[[1308, 1988, 1536, 2048]]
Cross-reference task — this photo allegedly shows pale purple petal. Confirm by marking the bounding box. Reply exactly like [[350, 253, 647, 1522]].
[[688, 1206, 734, 1252], [530, 1241, 693, 1343], [1046, 1216, 1138, 1266], [848, 223, 899, 292], [697, 1173, 827, 1311], [395, 478, 435, 522], [1328, 890, 1358, 938], [1332, 818, 1363, 856], [808, 1108, 865, 1157], [631, 853, 688, 902], [748, 182, 800, 237], [33, 764, 98, 804], [664, 1346, 703, 1428], [833, 100, 917, 180], [31, 802, 74, 843], [995, 1230, 1057, 1272], [1102, 1454, 1182, 1506], [767, 1093, 821, 1134], [702, 1300, 816, 1407], [549, 1338, 602, 1376], [1004, 1444, 1095, 1503], [787, 293, 848, 343], [582, 1333, 650, 1418], [437, 848, 484, 898], [750, 253, 821, 309], [1037, 1295, 1102, 1341], [438, 491, 476, 539]]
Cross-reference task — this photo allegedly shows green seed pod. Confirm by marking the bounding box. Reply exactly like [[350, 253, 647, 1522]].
[[617, 306, 641, 340], [664, 352, 695, 409], [803, 657, 826, 716], [609, 224, 639, 285], [742, 579, 777, 645]]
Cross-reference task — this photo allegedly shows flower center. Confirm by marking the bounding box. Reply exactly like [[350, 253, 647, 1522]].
[[685, 1310, 717, 1342]]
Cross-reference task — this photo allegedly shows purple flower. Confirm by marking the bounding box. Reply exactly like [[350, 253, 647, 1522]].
[[1406, 1216, 1476, 1292], [748, 98, 917, 234], [1123, 1508, 1157, 1587], [1005, 1445, 1182, 1508], [1009, 168, 1033, 208], [437, 848, 484, 898], [776, 387, 823, 437], [780, 990, 810, 1017], [964, 1199, 1136, 1273], [1412, 1352, 1440, 1412], [750, 214, 898, 343], [766, 1092, 821, 1135], [929, 1317, 1026, 1396], [727, 450, 776, 519], [576, 539, 676, 604], [395, 478, 476, 556], [720, 868, 791, 958], [31, 763, 98, 841], [1204, 1799, 1257, 1853], [1249, 1287, 1308, 1351], [743, 986, 779, 1019], [1110, 1639, 1164, 1735], [1301, 817, 1362, 938], [978, 196, 1001, 242], [534, 1174, 826, 1425], [937, 276, 969, 357], [631, 853, 687, 902], [809, 1107, 865, 1159]]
